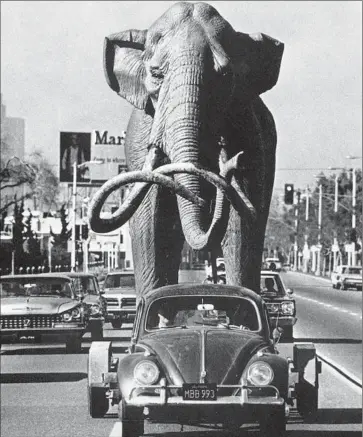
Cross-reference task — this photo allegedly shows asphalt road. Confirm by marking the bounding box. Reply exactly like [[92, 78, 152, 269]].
[[282, 271, 362, 384], [1, 270, 362, 437]]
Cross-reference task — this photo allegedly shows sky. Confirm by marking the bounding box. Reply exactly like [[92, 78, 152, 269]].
[[1, 1, 362, 195]]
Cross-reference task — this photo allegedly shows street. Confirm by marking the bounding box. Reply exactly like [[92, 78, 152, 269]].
[[1, 270, 361, 437]]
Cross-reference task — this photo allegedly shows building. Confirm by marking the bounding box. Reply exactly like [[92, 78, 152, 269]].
[[1, 93, 25, 162]]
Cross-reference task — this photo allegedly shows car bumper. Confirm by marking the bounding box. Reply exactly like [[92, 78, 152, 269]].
[[125, 384, 284, 408], [0, 325, 86, 337], [269, 316, 297, 327]]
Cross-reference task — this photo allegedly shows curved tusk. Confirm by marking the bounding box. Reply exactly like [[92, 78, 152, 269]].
[[88, 152, 256, 234]]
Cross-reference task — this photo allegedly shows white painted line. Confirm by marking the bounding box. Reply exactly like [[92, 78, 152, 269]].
[[109, 422, 121, 437], [349, 312, 359, 316]]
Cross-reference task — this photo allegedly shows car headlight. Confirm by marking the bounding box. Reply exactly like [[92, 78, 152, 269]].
[[89, 304, 101, 315], [62, 312, 72, 322], [281, 301, 295, 315], [71, 308, 81, 319], [268, 304, 279, 313], [247, 361, 274, 386], [133, 360, 160, 385]]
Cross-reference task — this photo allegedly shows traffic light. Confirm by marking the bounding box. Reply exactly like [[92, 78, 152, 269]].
[[284, 184, 294, 205]]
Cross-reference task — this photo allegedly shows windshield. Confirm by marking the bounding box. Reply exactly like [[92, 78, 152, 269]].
[[260, 275, 284, 296], [342, 267, 362, 275], [72, 277, 98, 295], [0, 278, 73, 298], [104, 274, 135, 288], [146, 296, 260, 332]]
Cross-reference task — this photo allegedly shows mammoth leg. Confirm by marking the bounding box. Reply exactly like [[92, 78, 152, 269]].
[[130, 184, 184, 296], [222, 98, 276, 293]]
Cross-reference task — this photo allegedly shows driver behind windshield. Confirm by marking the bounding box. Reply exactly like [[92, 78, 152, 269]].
[[264, 277, 278, 294]]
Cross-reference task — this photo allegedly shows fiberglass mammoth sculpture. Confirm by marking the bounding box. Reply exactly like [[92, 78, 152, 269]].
[[88, 1, 284, 295]]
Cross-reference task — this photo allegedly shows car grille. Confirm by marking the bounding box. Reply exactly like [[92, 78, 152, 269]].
[[106, 298, 119, 307], [0, 315, 62, 329], [121, 298, 136, 308]]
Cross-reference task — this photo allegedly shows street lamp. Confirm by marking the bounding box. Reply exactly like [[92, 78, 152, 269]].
[[71, 160, 102, 272]]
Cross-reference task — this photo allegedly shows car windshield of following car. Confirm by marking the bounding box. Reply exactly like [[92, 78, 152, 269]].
[[145, 296, 260, 331], [342, 266, 362, 275], [103, 272, 135, 289], [0, 277, 73, 299], [71, 276, 99, 295], [260, 274, 284, 297]]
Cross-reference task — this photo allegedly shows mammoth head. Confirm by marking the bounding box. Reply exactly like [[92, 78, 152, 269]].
[[97, 2, 284, 251], [104, 2, 284, 115]]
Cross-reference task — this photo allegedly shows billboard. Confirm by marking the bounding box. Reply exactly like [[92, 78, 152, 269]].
[[60, 130, 127, 185], [59, 132, 91, 183]]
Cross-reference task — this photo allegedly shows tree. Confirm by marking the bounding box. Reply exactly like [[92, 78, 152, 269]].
[[0, 142, 60, 214], [267, 169, 362, 266], [23, 209, 43, 267], [50, 204, 71, 268]]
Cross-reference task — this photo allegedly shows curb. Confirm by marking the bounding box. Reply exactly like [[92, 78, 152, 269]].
[[317, 352, 362, 388]]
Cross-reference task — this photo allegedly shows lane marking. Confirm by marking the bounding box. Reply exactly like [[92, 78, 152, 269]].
[[295, 295, 361, 317]]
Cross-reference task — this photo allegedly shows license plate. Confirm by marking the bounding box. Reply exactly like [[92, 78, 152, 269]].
[[182, 383, 217, 401]]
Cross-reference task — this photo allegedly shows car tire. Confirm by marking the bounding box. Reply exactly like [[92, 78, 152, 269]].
[[259, 408, 286, 437], [336, 283, 341, 290], [88, 386, 109, 418], [65, 336, 82, 353], [118, 400, 144, 437], [342, 284, 348, 290], [91, 324, 104, 341], [111, 319, 122, 329], [332, 283, 336, 289]]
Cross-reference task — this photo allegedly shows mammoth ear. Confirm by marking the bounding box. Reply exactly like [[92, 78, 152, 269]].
[[230, 32, 284, 100], [104, 29, 148, 109]]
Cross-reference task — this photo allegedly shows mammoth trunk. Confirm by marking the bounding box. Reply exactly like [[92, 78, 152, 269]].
[[165, 62, 229, 251]]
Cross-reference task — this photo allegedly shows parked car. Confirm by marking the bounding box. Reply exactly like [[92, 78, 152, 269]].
[[64, 272, 106, 340], [264, 257, 283, 272], [87, 283, 321, 436], [0, 274, 92, 352], [331, 265, 362, 290], [102, 270, 137, 329], [260, 270, 296, 340]]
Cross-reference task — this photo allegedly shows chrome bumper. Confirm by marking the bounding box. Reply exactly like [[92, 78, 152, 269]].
[[126, 383, 284, 407], [269, 316, 296, 327]]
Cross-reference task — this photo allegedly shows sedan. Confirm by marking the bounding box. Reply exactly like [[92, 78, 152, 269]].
[[0, 274, 91, 352]]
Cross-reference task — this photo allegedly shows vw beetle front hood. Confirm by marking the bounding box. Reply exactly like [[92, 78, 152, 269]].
[[0, 297, 78, 315], [139, 328, 267, 385]]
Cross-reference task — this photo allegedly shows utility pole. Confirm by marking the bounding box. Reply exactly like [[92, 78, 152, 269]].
[[293, 191, 301, 271], [316, 184, 323, 276]]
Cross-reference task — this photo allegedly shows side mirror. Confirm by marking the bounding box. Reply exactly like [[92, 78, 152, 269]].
[[99, 290, 105, 295], [272, 327, 283, 345], [286, 288, 294, 295]]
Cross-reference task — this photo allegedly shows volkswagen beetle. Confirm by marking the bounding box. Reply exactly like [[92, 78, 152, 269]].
[[88, 283, 321, 436]]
